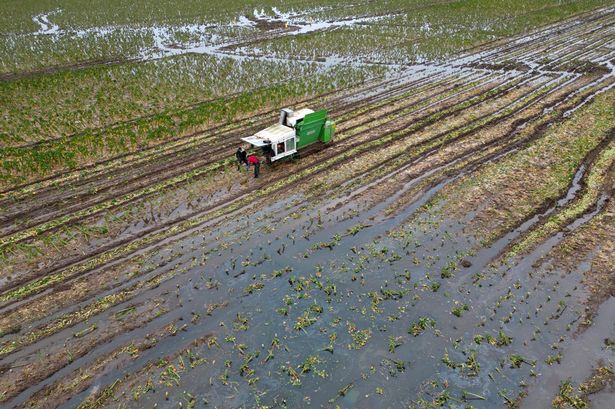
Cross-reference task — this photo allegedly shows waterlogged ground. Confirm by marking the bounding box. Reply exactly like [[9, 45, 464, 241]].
[[1, 3, 615, 409]]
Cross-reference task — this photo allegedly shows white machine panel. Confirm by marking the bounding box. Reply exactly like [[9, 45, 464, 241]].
[[286, 108, 314, 127]]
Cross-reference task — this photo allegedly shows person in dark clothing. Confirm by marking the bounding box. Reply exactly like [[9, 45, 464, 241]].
[[262, 145, 274, 163], [235, 147, 242, 170], [247, 154, 260, 178], [236, 147, 248, 170]]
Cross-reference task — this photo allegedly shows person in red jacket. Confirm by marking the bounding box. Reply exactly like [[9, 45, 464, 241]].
[[247, 154, 260, 178]]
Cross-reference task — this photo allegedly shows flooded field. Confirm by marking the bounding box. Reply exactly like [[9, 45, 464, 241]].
[[1, 1, 614, 408]]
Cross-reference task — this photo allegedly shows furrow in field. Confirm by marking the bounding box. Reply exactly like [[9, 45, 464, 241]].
[[0, 71, 588, 348], [0, 71, 481, 235], [323, 88, 589, 216], [543, 29, 615, 71], [377, 82, 613, 221], [546, 35, 615, 72], [456, 134, 614, 302], [298, 73, 598, 219], [0, 298, 171, 404], [0, 74, 529, 305], [14, 330, 216, 409], [0, 72, 504, 255], [501, 13, 614, 66], [421, 91, 614, 286], [502, 135, 615, 259], [0, 75, 536, 346], [462, 7, 613, 66]]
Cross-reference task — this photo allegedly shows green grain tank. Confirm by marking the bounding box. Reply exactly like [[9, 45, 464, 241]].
[[241, 107, 335, 162]]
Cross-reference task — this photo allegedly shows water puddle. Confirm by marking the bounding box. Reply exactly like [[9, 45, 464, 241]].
[[31, 10, 61, 35], [22, 7, 398, 68], [521, 296, 615, 408], [563, 59, 615, 117], [6, 7, 615, 408]]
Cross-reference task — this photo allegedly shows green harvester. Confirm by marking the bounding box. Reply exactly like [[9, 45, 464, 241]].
[[241, 107, 335, 162]]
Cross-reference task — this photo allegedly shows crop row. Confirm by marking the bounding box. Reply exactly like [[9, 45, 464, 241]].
[[4, 77, 612, 409], [0, 67, 592, 322], [2, 10, 615, 407], [0, 64, 383, 188], [0, 71, 506, 294]]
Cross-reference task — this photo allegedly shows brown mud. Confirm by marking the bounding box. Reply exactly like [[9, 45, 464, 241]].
[[2, 7, 615, 408]]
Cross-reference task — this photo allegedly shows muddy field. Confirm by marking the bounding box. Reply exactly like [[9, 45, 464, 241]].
[[1, 3, 615, 409]]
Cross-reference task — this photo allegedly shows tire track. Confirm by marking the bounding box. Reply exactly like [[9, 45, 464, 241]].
[[0, 74, 534, 303]]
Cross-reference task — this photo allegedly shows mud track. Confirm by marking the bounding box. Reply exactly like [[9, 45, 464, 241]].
[[2, 7, 615, 409], [0, 61, 608, 345], [0, 73, 536, 292], [0, 73, 501, 242], [0, 70, 475, 234]]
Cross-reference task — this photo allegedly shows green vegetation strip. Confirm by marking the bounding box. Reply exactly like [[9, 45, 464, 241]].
[[0, 259, 185, 356], [0, 77, 520, 302], [0, 74, 509, 251], [0, 72, 564, 303], [508, 138, 615, 257]]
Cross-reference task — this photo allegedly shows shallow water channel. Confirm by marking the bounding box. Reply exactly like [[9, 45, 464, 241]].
[[41, 149, 612, 408]]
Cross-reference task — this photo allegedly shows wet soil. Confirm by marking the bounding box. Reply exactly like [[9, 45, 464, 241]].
[[2, 7, 615, 408], [0, 58, 131, 82]]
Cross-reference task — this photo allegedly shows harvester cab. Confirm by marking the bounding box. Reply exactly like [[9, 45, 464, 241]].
[[241, 107, 335, 163]]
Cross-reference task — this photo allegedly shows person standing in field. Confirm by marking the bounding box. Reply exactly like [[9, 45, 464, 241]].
[[247, 154, 260, 178], [236, 147, 248, 170]]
